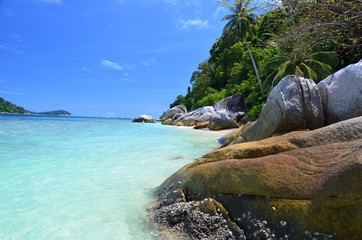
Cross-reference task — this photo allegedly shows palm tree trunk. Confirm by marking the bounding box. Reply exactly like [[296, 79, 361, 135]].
[[245, 40, 265, 97]]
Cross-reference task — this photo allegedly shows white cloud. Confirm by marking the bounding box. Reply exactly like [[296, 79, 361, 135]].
[[106, 112, 117, 116], [142, 58, 158, 66], [124, 64, 136, 70], [163, 0, 201, 7], [0, 44, 27, 56], [100, 59, 122, 70], [213, 6, 227, 19], [35, 0, 63, 5], [178, 18, 210, 30], [184, 0, 202, 7]]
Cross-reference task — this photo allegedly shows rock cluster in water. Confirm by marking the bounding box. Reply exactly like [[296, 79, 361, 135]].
[[148, 60, 362, 239], [132, 115, 155, 123]]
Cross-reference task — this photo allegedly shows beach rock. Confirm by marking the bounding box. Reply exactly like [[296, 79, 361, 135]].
[[175, 121, 184, 127], [218, 123, 250, 147], [171, 113, 183, 122], [213, 93, 247, 114], [318, 59, 362, 125], [229, 111, 246, 124], [208, 111, 239, 130], [162, 105, 187, 122], [162, 118, 172, 125], [233, 76, 324, 143], [176, 106, 215, 126], [151, 116, 362, 239], [132, 115, 155, 123], [194, 121, 209, 129], [151, 198, 246, 239]]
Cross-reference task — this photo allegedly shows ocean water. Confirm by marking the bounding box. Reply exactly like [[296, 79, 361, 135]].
[[0, 115, 223, 240]]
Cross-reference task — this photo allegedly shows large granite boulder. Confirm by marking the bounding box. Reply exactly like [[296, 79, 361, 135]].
[[318, 59, 362, 125], [161, 105, 187, 122], [213, 93, 247, 114], [132, 115, 155, 123], [233, 76, 324, 143], [176, 106, 215, 126], [150, 116, 362, 239], [208, 111, 239, 130]]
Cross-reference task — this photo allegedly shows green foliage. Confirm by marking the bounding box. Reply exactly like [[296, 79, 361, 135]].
[[221, 0, 256, 41], [0, 97, 29, 114], [262, 51, 339, 89], [168, 0, 361, 120], [195, 88, 228, 109], [247, 103, 264, 119], [170, 95, 186, 108], [221, 0, 265, 97]]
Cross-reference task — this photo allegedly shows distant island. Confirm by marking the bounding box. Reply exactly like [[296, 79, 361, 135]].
[[36, 110, 72, 116], [0, 97, 71, 116]]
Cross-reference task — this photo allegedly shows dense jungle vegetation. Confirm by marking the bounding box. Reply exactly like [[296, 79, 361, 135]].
[[170, 0, 362, 118]]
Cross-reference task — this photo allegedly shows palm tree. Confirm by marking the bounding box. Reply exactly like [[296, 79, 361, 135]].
[[262, 50, 338, 89], [220, 0, 265, 97]]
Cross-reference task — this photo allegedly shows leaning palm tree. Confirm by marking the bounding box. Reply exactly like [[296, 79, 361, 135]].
[[220, 0, 265, 97]]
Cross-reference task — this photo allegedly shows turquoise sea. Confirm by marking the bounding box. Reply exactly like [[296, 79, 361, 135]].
[[0, 115, 224, 240]]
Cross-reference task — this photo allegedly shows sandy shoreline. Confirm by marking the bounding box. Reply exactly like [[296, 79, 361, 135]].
[[161, 124, 236, 136]]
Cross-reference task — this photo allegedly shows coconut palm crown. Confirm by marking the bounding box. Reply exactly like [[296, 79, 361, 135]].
[[221, 0, 256, 41], [220, 0, 265, 97]]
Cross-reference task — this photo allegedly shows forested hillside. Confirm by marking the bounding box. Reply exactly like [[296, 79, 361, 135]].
[[170, 0, 361, 118], [0, 97, 30, 114], [0, 97, 71, 115]]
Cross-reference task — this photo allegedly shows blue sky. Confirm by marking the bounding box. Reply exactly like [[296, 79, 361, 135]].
[[0, 0, 228, 117]]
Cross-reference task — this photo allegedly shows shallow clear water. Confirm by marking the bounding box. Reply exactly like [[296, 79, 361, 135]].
[[0, 115, 223, 240]]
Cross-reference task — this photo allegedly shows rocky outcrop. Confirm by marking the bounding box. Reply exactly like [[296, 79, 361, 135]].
[[151, 198, 246, 239], [149, 116, 362, 239], [132, 115, 155, 123], [318, 59, 362, 125], [161, 105, 187, 122], [149, 61, 362, 239], [175, 106, 215, 126], [230, 76, 324, 143], [161, 94, 247, 130], [213, 93, 247, 114], [208, 111, 239, 130], [223, 61, 362, 145]]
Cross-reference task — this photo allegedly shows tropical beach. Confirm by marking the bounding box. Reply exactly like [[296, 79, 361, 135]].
[[1, 0, 361, 239]]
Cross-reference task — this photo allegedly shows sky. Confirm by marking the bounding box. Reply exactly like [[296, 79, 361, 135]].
[[0, 0, 229, 118]]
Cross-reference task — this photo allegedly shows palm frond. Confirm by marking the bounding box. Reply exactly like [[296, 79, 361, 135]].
[[261, 55, 287, 76], [300, 62, 317, 80], [309, 51, 338, 69], [272, 60, 291, 86], [304, 59, 332, 81], [222, 14, 235, 21], [294, 65, 304, 77]]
